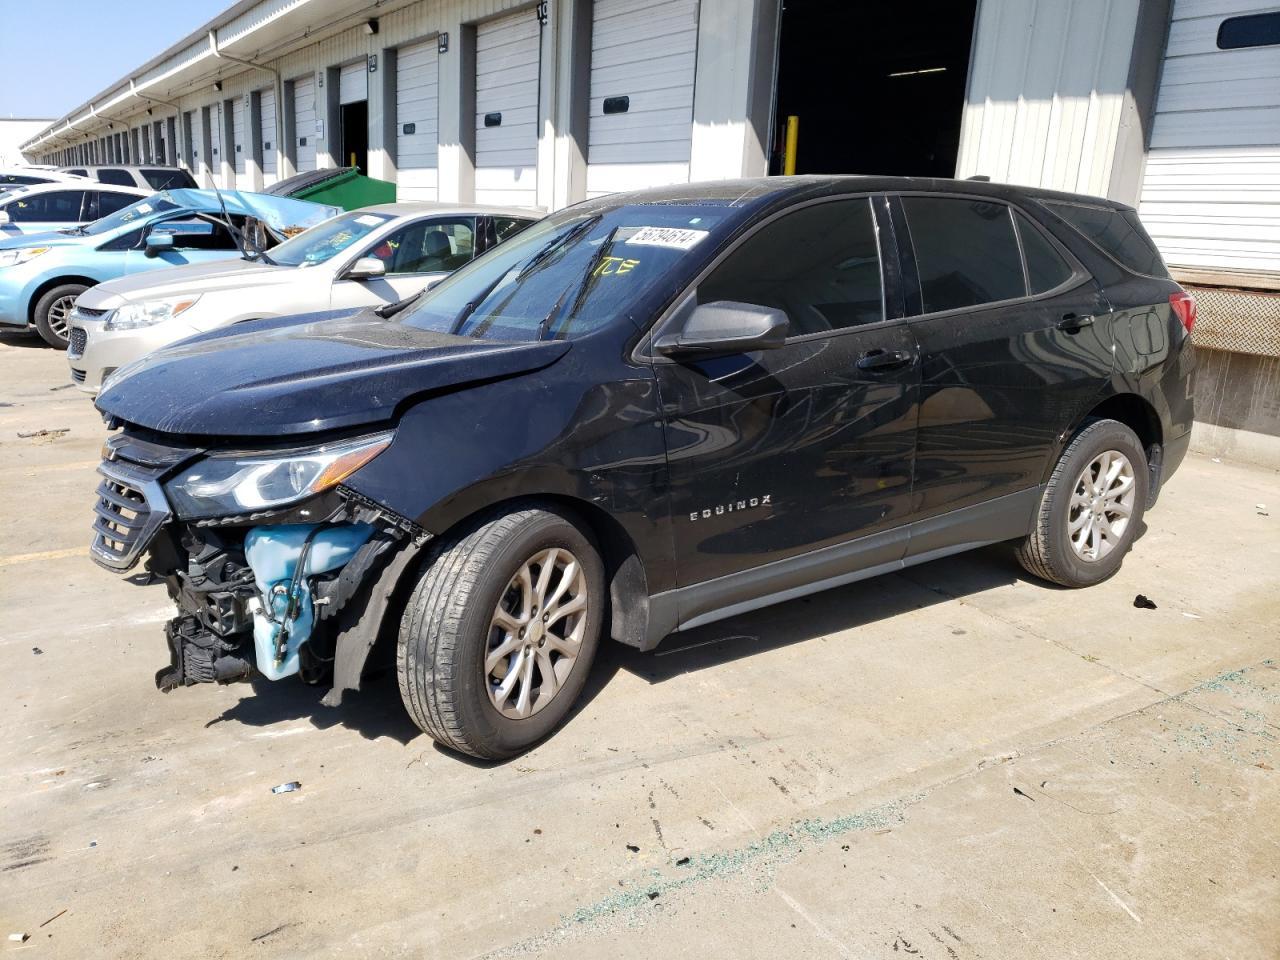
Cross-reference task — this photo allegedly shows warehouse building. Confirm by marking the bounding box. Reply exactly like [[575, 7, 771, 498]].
[[20, 0, 1280, 459]]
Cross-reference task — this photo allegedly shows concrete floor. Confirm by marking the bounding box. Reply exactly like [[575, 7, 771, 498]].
[[1, 331, 1278, 959]]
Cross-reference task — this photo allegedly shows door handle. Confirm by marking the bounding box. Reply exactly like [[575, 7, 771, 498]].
[[1056, 313, 1095, 333], [857, 348, 915, 371]]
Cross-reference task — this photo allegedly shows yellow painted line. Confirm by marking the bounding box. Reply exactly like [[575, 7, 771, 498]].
[[0, 547, 85, 568]]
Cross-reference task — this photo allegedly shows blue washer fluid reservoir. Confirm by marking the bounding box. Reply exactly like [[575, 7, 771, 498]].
[[243, 523, 375, 681]]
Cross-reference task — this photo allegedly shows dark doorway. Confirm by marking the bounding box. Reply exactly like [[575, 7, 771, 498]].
[[340, 100, 369, 173], [770, 0, 978, 177]]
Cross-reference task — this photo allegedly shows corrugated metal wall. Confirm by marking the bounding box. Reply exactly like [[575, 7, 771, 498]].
[[1137, 0, 1280, 275], [956, 0, 1141, 198]]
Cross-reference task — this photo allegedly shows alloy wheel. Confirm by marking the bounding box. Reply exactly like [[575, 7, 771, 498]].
[[486, 547, 588, 719], [1068, 449, 1136, 562], [46, 296, 77, 341]]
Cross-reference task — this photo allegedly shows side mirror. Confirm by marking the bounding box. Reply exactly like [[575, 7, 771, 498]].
[[347, 256, 386, 280], [654, 300, 789, 359], [144, 232, 175, 258]]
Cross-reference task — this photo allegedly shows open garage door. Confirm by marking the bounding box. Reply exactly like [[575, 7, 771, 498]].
[[396, 38, 440, 201], [339, 60, 369, 173], [293, 75, 317, 172], [259, 87, 278, 184], [474, 9, 541, 206], [586, 0, 698, 198], [233, 97, 246, 176]]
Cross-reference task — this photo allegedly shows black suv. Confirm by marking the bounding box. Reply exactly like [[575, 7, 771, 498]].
[[90, 176, 1196, 759]]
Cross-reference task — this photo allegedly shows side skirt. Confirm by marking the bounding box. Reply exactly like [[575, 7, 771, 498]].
[[642, 486, 1043, 650]]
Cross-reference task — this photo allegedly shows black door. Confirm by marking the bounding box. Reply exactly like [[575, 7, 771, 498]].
[[893, 194, 1113, 552], [653, 196, 921, 608]]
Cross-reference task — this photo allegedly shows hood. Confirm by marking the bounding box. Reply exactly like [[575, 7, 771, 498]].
[[0, 229, 92, 250], [95, 311, 572, 437], [158, 189, 340, 238], [78, 257, 297, 308]]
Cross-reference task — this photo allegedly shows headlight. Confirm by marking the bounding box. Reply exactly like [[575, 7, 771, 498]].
[[164, 432, 393, 519], [0, 247, 50, 268], [104, 296, 201, 331]]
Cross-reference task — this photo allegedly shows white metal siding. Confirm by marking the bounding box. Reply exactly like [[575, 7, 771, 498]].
[[396, 39, 440, 201], [340, 59, 368, 104], [259, 87, 278, 182], [1138, 0, 1280, 274], [475, 9, 540, 206], [233, 97, 247, 175], [293, 74, 317, 172], [956, 0, 1141, 196], [586, 0, 698, 198]]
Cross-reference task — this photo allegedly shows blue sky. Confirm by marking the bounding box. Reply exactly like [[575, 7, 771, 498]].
[[0, 0, 229, 119]]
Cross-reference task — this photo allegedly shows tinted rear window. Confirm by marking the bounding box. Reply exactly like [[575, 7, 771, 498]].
[[97, 168, 136, 187], [1040, 201, 1169, 278], [902, 197, 1025, 313], [142, 168, 195, 190], [1015, 212, 1074, 294]]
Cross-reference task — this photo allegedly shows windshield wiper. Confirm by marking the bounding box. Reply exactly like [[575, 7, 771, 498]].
[[515, 215, 601, 281], [537, 226, 619, 341], [376, 285, 428, 319]]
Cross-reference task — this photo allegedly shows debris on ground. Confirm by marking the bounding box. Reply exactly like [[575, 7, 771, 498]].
[[48, 383, 74, 392], [1134, 594, 1158, 610], [675, 856, 690, 866], [39, 909, 67, 928], [271, 781, 301, 795], [8, 933, 29, 943], [647, 891, 660, 901], [1012, 786, 1036, 801], [625, 843, 640, 853], [1211, 457, 1222, 463], [32, 647, 43, 655], [1183, 612, 1202, 620], [16, 427, 70, 441]]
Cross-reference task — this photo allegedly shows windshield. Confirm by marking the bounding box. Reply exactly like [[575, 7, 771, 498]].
[[399, 202, 733, 341], [80, 193, 182, 236], [269, 210, 395, 267]]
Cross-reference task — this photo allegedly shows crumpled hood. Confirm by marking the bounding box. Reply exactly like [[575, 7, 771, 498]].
[[78, 257, 296, 309], [95, 311, 572, 437]]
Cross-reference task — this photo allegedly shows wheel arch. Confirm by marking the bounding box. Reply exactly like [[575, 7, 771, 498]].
[[27, 275, 97, 325], [1051, 391, 1165, 506]]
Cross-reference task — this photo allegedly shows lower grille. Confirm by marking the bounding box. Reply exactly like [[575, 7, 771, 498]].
[[68, 326, 88, 357], [90, 461, 171, 572], [70, 368, 86, 384]]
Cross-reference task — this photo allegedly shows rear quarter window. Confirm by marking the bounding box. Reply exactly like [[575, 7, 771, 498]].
[[1040, 201, 1169, 279], [142, 168, 195, 190]]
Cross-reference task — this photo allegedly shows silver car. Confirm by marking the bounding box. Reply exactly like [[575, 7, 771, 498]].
[[68, 202, 539, 393]]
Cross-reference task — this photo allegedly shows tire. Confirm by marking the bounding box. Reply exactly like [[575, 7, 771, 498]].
[[398, 504, 605, 759], [1017, 418, 1149, 588], [33, 283, 88, 349]]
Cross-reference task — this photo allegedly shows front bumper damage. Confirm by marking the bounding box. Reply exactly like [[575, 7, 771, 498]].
[[90, 433, 427, 699]]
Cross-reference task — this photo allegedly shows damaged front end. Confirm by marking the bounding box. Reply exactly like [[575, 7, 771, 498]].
[[90, 429, 426, 698]]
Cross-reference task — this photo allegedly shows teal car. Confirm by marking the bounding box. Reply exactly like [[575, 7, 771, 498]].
[[0, 189, 340, 347]]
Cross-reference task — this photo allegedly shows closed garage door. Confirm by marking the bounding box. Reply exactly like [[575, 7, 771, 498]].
[[396, 39, 440, 201], [1137, 1, 1280, 274], [260, 87, 278, 183], [209, 103, 223, 184], [340, 60, 368, 104], [293, 74, 317, 172], [475, 9, 541, 206], [233, 97, 246, 176], [586, 0, 698, 198]]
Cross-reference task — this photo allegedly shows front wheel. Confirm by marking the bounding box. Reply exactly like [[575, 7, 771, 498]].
[[397, 505, 604, 759], [1016, 418, 1149, 587], [33, 283, 89, 349]]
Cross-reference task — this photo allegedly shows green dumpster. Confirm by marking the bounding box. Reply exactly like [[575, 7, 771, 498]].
[[264, 167, 396, 211]]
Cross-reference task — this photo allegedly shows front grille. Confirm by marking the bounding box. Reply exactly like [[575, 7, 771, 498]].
[[70, 367, 86, 384], [68, 326, 88, 357], [90, 460, 171, 572]]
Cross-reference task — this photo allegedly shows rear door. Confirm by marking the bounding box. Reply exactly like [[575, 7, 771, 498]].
[[331, 216, 478, 310], [892, 193, 1111, 552], [655, 195, 921, 600]]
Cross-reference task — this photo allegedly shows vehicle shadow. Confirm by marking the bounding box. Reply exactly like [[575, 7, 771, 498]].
[[204, 538, 1105, 755], [0, 330, 48, 349]]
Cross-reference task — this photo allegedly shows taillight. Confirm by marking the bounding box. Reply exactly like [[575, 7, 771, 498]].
[[1169, 290, 1197, 334]]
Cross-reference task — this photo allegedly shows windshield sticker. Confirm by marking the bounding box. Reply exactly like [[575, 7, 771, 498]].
[[625, 226, 709, 251], [135, 203, 152, 215], [355, 214, 384, 227]]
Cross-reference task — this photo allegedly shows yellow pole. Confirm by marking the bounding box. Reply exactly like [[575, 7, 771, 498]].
[[783, 115, 799, 176]]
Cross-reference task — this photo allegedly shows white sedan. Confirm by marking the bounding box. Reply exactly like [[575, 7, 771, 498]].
[[67, 202, 539, 393]]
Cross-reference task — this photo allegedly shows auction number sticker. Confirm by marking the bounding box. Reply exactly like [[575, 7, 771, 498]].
[[625, 226, 709, 250], [355, 214, 384, 227]]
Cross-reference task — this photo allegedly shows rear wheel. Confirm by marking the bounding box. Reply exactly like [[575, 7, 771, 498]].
[[398, 505, 604, 759], [1016, 418, 1148, 587], [33, 283, 88, 349]]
